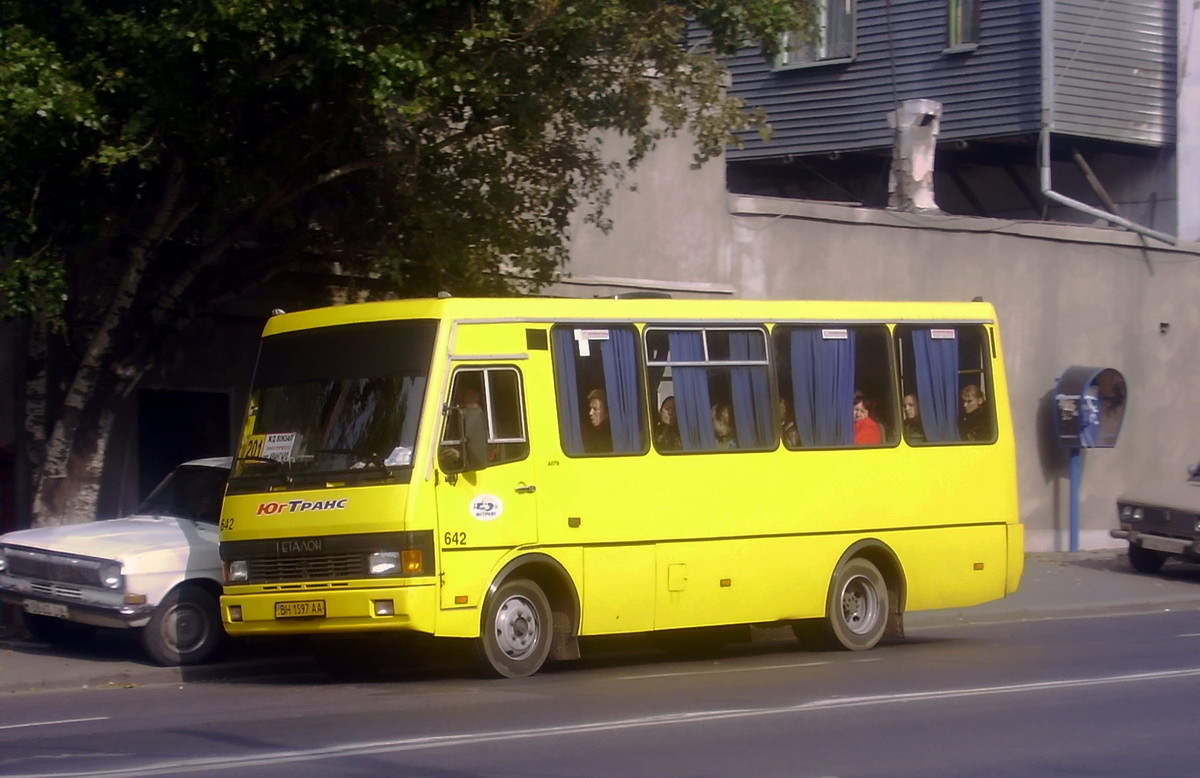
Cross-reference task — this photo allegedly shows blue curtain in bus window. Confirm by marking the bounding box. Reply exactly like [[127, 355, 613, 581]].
[[552, 329, 585, 454], [669, 330, 716, 450], [912, 329, 959, 442], [729, 331, 773, 448], [790, 328, 856, 446], [599, 329, 641, 453]]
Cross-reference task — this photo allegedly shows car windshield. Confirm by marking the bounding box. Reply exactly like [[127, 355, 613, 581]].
[[231, 319, 437, 487], [135, 465, 229, 524]]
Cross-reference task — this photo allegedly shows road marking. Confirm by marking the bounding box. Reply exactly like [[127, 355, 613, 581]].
[[617, 660, 834, 680], [0, 717, 108, 731], [1179, 632, 1200, 638], [12, 668, 1200, 777]]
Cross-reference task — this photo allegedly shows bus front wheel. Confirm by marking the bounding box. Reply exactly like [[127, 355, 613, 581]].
[[477, 579, 552, 678], [795, 557, 888, 651]]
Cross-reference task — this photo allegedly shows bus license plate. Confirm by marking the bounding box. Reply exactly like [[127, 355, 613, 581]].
[[275, 600, 326, 619], [23, 600, 69, 619]]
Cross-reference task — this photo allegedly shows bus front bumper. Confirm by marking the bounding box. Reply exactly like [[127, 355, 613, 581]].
[[221, 583, 440, 637]]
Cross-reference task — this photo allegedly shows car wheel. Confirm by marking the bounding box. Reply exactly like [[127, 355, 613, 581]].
[[22, 612, 97, 646], [1128, 543, 1167, 574], [476, 579, 552, 678], [140, 584, 224, 666]]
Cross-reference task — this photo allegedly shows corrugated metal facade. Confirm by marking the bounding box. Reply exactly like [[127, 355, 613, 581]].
[[1050, 0, 1175, 145], [721, 0, 1174, 161]]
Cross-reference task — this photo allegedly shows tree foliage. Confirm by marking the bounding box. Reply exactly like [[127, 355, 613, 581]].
[[0, 0, 813, 523]]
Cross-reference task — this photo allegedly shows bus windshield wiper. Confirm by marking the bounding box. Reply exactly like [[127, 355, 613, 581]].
[[236, 455, 294, 485]]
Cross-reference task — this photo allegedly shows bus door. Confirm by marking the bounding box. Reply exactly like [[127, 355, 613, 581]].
[[434, 365, 538, 608]]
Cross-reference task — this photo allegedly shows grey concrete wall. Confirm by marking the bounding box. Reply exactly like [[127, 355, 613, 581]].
[[560, 136, 1200, 551]]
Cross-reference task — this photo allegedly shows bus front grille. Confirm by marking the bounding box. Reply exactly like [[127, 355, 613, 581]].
[[248, 554, 367, 583]]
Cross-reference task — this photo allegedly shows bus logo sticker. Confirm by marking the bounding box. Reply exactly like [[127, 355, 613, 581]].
[[470, 495, 503, 521]]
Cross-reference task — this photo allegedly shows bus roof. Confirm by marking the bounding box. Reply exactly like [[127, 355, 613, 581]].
[[261, 297, 998, 337]]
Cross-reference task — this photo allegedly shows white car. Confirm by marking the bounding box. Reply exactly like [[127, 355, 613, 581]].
[[0, 458, 230, 665], [1112, 461, 1200, 574]]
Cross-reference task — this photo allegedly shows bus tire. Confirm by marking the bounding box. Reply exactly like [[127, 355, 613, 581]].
[[1127, 543, 1167, 574], [477, 579, 552, 678], [140, 584, 224, 666], [800, 557, 888, 652]]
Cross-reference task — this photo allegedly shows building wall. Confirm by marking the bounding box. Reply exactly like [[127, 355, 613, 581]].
[[560, 134, 1200, 551], [723, 0, 1043, 159], [1051, 0, 1176, 145]]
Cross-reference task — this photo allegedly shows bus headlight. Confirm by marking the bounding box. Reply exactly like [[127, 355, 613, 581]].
[[369, 551, 400, 576], [224, 560, 249, 583]]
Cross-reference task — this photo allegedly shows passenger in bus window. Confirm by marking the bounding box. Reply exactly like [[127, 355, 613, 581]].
[[712, 403, 737, 449], [654, 396, 681, 451], [853, 394, 883, 445], [583, 388, 612, 453], [959, 384, 992, 441], [779, 397, 801, 448], [902, 393, 926, 443]]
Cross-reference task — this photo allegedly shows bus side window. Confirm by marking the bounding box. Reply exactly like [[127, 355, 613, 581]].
[[551, 326, 646, 457], [645, 327, 774, 452], [441, 368, 529, 469], [893, 325, 995, 445], [773, 325, 894, 448]]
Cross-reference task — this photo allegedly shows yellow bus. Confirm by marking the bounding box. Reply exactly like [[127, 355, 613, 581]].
[[219, 297, 1022, 677]]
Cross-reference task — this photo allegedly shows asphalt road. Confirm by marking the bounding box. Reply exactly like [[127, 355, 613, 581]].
[[2, 608, 1199, 777]]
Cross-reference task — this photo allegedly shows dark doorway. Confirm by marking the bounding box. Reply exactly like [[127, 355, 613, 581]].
[[137, 390, 231, 501]]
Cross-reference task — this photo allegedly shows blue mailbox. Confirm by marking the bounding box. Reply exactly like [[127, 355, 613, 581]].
[[1053, 366, 1127, 449]]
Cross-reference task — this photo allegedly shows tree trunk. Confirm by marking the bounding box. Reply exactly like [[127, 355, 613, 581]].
[[29, 160, 188, 527]]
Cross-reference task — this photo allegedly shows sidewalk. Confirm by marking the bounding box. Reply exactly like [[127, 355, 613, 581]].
[[2, 551, 1199, 694]]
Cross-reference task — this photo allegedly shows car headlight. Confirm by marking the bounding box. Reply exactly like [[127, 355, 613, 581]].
[[0, 546, 7, 573], [369, 551, 400, 576], [224, 560, 249, 583], [1119, 505, 1132, 521], [1132, 507, 1144, 521], [100, 562, 123, 590]]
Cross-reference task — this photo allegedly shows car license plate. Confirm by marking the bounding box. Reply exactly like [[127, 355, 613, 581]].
[[23, 600, 70, 619], [275, 600, 326, 619], [1141, 535, 1186, 553]]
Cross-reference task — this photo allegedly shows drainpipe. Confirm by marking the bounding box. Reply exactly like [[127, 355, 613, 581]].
[[1039, 0, 1176, 245]]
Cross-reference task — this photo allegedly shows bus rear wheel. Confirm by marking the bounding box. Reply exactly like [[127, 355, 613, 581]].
[[794, 557, 888, 651], [477, 579, 552, 678]]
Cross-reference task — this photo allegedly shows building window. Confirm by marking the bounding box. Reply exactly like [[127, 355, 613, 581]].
[[778, 0, 855, 68], [947, 0, 979, 49]]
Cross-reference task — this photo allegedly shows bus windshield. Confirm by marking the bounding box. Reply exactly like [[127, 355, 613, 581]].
[[230, 319, 437, 487]]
